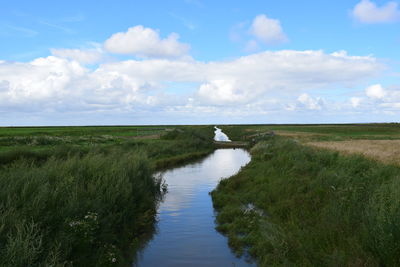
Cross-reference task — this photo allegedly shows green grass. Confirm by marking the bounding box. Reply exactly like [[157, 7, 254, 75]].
[[220, 123, 400, 142], [0, 125, 174, 137], [0, 150, 158, 266], [211, 135, 400, 266], [0, 125, 215, 266], [0, 126, 173, 155], [4, 123, 399, 266], [0, 126, 214, 167]]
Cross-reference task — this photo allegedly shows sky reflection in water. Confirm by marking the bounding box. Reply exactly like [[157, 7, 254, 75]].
[[214, 127, 231, 142], [135, 149, 253, 267]]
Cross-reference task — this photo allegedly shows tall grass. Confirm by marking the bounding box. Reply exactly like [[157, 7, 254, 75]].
[[0, 125, 215, 266], [0, 149, 161, 266], [212, 136, 400, 266], [0, 126, 215, 168]]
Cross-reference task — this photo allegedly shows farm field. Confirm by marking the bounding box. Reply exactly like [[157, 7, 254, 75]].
[[307, 139, 400, 165], [221, 123, 400, 140], [221, 123, 400, 165], [213, 124, 400, 266]]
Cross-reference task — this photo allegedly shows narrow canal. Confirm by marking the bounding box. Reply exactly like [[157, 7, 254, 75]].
[[134, 130, 254, 266]]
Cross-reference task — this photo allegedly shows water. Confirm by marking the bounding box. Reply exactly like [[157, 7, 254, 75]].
[[214, 126, 231, 142], [134, 148, 253, 267]]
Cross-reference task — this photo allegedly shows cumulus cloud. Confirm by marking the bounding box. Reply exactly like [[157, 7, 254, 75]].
[[104, 25, 190, 58], [0, 56, 164, 113], [352, 0, 400, 23], [249, 14, 287, 45], [230, 15, 287, 51], [365, 84, 386, 99], [51, 47, 104, 64], [197, 80, 248, 105], [196, 50, 381, 105], [364, 84, 400, 110], [0, 49, 385, 124], [1, 56, 86, 105], [94, 50, 381, 106], [348, 84, 400, 115], [296, 93, 324, 110], [2, 22, 396, 124]]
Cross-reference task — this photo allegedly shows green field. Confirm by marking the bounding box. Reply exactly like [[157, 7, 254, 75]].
[[221, 123, 400, 142], [0, 125, 174, 137], [0, 125, 214, 266], [212, 124, 400, 266], [2, 123, 400, 266]]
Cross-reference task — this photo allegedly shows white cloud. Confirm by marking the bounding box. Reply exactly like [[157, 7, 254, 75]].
[[0, 56, 164, 113], [352, 0, 400, 23], [94, 50, 381, 106], [297, 93, 324, 110], [51, 47, 104, 64], [363, 84, 400, 110], [0, 20, 395, 124], [104, 25, 190, 58], [347, 84, 400, 115], [0, 56, 86, 105], [197, 80, 249, 105], [350, 97, 362, 107], [197, 50, 381, 105], [365, 84, 386, 99], [0, 49, 385, 124], [230, 15, 287, 51], [249, 14, 287, 45]]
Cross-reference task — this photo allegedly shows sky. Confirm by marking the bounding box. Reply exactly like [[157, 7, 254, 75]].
[[1, 0, 399, 126]]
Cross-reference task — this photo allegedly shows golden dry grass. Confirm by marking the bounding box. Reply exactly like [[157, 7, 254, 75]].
[[307, 140, 400, 165], [276, 130, 328, 142]]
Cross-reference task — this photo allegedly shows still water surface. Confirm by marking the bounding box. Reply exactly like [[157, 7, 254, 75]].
[[134, 148, 253, 266], [214, 126, 231, 142]]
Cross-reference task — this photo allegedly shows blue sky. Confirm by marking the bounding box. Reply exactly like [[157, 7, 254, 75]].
[[1, 0, 399, 125]]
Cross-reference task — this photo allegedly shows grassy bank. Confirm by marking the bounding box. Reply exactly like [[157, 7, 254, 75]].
[[0, 125, 214, 266], [211, 135, 400, 266]]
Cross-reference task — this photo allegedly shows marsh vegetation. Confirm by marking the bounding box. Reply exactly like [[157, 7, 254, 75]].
[[2, 123, 400, 266], [0, 125, 214, 266], [212, 124, 400, 266]]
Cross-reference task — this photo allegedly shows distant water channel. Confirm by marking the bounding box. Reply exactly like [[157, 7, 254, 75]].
[[214, 126, 231, 142], [134, 131, 253, 266]]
